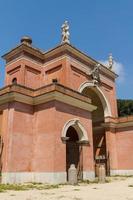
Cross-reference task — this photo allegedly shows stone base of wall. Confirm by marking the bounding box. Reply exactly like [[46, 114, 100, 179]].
[[2, 172, 67, 184], [1, 171, 95, 184], [83, 171, 95, 180], [110, 170, 133, 176]]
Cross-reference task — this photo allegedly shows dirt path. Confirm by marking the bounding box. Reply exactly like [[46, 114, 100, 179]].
[[0, 177, 133, 200]]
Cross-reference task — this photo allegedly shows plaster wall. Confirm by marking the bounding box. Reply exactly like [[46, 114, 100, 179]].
[[33, 100, 94, 173], [5, 58, 42, 89], [116, 127, 133, 170], [1, 101, 94, 177]]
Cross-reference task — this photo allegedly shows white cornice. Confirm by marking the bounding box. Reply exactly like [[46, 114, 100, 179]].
[[6, 56, 42, 67], [42, 55, 68, 67]]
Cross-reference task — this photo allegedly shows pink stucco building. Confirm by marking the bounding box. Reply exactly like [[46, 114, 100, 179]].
[[0, 29, 133, 184]]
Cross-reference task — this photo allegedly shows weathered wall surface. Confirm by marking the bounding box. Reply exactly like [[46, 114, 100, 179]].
[[1, 102, 34, 172], [105, 116, 133, 175], [1, 100, 94, 183], [5, 58, 42, 89], [116, 127, 133, 170], [33, 100, 94, 173]]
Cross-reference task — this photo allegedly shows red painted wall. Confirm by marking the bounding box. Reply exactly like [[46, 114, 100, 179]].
[[116, 127, 133, 169]]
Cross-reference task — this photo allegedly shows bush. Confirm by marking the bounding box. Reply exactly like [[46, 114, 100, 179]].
[[117, 99, 133, 117]]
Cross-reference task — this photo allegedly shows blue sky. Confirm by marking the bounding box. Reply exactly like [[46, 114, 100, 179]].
[[0, 0, 133, 99]]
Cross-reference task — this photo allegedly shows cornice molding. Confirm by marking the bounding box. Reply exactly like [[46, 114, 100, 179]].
[[102, 121, 133, 129], [2, 43, 117, 80], [45, 44, 118, 79], [2, 44, 44, 63], [0, 84, 97, 112]]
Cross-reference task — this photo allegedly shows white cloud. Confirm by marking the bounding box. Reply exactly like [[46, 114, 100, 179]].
[[99, 60, 125, 83]]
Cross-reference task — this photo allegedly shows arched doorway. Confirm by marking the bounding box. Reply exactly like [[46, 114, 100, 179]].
[[66, 126, 83, 180], [79, 84, 110, 176], [61, 119, 89, 181]]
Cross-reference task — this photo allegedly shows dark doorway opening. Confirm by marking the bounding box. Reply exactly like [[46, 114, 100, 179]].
[[66, 126, 83, 181]]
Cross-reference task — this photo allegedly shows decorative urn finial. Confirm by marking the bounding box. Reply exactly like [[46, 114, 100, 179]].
[[61, 21, 70, 44], [108, 53, 113, 69], [21, 36, 32, 45]]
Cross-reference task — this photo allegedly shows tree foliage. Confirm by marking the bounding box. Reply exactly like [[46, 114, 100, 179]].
[[117, 99, 133, 117]]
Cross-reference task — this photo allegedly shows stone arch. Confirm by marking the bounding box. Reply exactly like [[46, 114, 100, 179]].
[[78, 81, 112, 117], [61, 118, 89, 143]]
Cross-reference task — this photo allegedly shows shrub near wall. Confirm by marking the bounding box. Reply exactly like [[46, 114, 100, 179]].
[[117, 99, 133, 117]]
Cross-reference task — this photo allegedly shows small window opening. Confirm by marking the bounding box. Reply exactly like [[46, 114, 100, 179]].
[[12, 78, 17, 84]]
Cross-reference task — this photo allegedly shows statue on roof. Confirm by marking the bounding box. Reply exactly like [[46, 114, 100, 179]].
[[108, 53, 113, 69], [89, 63, 101, 85], [61, 21, 70, 44]]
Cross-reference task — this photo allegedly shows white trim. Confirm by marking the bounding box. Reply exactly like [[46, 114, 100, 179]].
[[78, 81, 112, 117], [83, 171, 95, 180], [43, 55, 69, 67], [110, 170, 133, 176], [2, 172, 67, 184], [6, 55, 42, 66], [61, 118, 89, 142]]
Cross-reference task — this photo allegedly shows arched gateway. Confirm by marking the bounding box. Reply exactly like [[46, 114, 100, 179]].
[[79, 82, 112, 176], [78, 81, 112, 117], [0, 24, 133, 184]]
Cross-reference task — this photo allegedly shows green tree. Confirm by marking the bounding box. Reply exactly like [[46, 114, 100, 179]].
[[117, 99, 133, 117]]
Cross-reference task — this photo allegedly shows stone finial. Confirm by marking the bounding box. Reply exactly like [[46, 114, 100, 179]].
[[108, 53, 113, 69], [21, 36, 32, 45], [61, 21, 70, 44]]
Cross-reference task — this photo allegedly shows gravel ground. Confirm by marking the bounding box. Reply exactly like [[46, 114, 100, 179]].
[[0, 177, 133, 200]]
